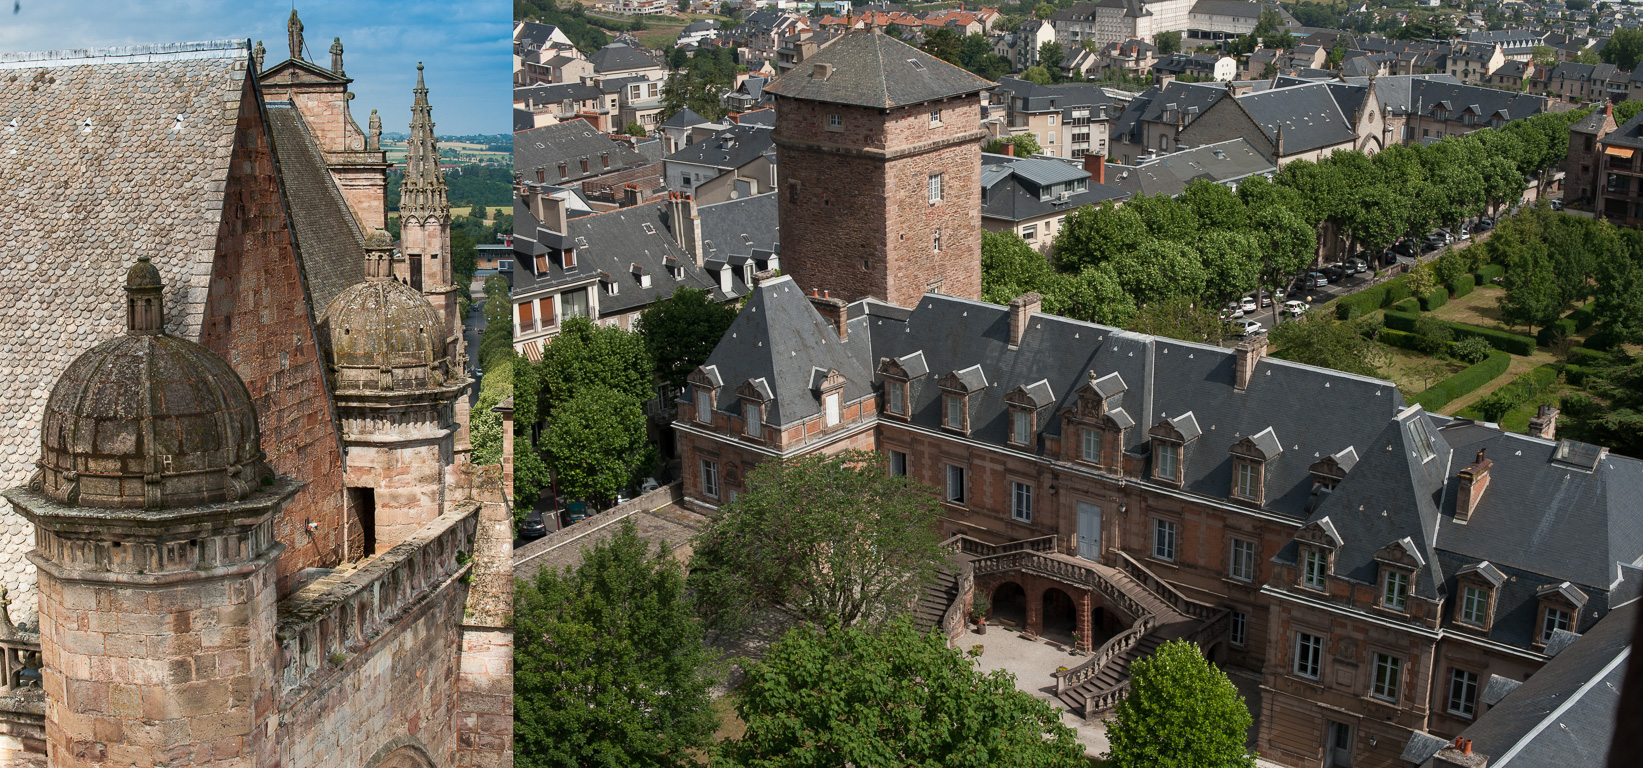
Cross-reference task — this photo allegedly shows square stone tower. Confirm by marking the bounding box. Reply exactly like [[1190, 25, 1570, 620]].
[[765, 30, 993, 308]]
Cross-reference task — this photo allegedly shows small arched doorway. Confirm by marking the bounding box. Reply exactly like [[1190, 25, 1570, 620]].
[[991, 582, 1027, 629], [1041, 587, 1077, 644]]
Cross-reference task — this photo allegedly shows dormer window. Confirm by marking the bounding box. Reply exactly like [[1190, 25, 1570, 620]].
[[1295, 517, 1342, 592], [1230, 427, 1280, 505], [696, 388, 713, 424], [737, 378, 772, 441], [1004, 380, 1054, 450], [1303, 548, 1328, 590], [1156, 442, 1179, 480], [1148, 411, 1199, 487], [1534, 582, 1587, 647], [878, 352, 925, 421], [811, 367, 847, 429], [1012, 410, 1031, 445], [744, 402, 762, 438], [1081, 427, 1100, 463], [1381, 569, 1409, 610], [1454, 561, 1504, 631], [937, 365, 986, 435], [687, 364, 724, 426], [888, 380, 906, 415]]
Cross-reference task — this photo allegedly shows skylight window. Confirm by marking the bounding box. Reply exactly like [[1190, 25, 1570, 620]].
[[908, 58, 925, 70], [1407, 418, 1435, 462], [1553, 439, 1603, 471]]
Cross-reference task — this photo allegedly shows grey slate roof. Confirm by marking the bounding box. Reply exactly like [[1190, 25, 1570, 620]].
[[697, 275, 875, 427], [1600, 109, 1643, 150], [995, 77, 1124, 117], [980, 153, 1128, 223], [763, 30, 994, 109], [698, 191, 780, 267], [514, 81, 605, 108], [515, 121, 649, 185], [589, 43, 661, 74], [1103, 138, 1275, 198], [1189, 0, 1261, 17], [664, 123, 774, 170], [266, 103, 367, 314], [1403, 78, 1547, 122], [1455, 602, 1632, 766], [1235, 82, 1356, 154], [516, 21, 563, 51], [662, 106, 708, 128]]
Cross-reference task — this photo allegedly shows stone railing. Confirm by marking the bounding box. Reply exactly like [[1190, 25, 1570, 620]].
[[939, 562, 975, 641], [1117, 551, 1220, 621], [971, 549, 1151, 623], [1055, 613, 1157, 694], [1083, 680, 1132, 715], [942, 533, 1058, 558], [276, 503, 479, 697], [1189, 607, 1233, 648], [512, 481, 682, 571], [0, 590, 40, 693]]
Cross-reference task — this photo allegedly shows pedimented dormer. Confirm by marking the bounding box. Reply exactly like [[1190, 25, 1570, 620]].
[[1295, 516, 1343, 592], [1372, 537, 1425, 613], [736, 378, 773, 440], [937, 365, 987, 435], [1148, 411, 1200, 487], [1534, 581, 1588, 648], [687, 364, 724, 425], [877, 350, 927, 420], [1004, 379, 1054, 449], [1454, 561, 1505, 632], [1229, 426, 1282, 506], [1306, 446, 1357, 512], [810, 367, 848, 428], [1062, 371, 1133, 470]]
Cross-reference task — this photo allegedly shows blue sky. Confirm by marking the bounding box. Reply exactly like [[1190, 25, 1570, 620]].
[[0, 1, 510, 135]]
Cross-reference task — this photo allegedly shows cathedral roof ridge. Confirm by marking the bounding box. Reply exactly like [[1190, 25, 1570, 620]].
[[0, 39, 249, 69]]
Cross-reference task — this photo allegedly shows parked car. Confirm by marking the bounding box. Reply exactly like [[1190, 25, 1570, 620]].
[[1308, 271, 1329, 287], [1282, 300, 1310, 317], [1239, 296, 1259, 313], [518, 512, 549, 540], [639, 477, 662, 494], [1475, 217, 1495, 232], [1348, 258, 1367, 273], [560, 501, 590, 528], [1232, 318, 1265, 336], [1322, 266, 1346, 283], [1550, 198, 1564, 211]]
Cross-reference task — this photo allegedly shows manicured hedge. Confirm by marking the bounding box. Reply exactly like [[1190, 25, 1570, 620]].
[[1475, 264, 1504, 285], [1461, 364, 1560, 421], [1449, 278, 1474, 299], [1418, 287, 1449, 311], [1535, 302, 1598, 347], [1336, 275, 1412, 320], [1378, 328, 1424, 352], [1410, 351, 1511, 412], [1392, 298, 1420, 314], [1583, 325, 1623, 351], [1568, 346, 1612, 366], [1384, 311, 1536, 355], [1564, 363, 1591, 386], [1384, 280, 1413, 304]]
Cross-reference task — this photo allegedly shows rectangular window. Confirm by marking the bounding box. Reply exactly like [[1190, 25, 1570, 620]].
[[1048, 114, 1057, 126], [1543, 606, 1571, 642], [929, 108, 942, 125], [828, 113, 842, 128], [518, 300, 535, 331], [1303, 549, 1328, 590], [744, 402, 761, 438], [1236, 462, 1258, 499], [1155, 443, 1177, 480], [1229, 539, 1256, 581], [887, 383, 905, 415], [1012, 410, 1031, 445], [824, 392, 841, 427], [701, 459, 719, 498], [1012, 481, 1033, 523], [1081, 427, 1100, 463], [1022, 224, 1037, 240], [1448, 668, 1479, 718], [1460, 585, 1488, 625], [889, 450, 907, 477], [562, 288, 589, 318], [1153, 519, 1177, 561], [1230, 611, 1248, 647], [928, 173, 943, 204], [696, 389, 713, 424], [1294, 633, 1322, 679], [944, 394, 963, 429], [1372, 653, 1402, 702], [539, 297, 556, 327], [946, 465, 966, 504], [1382, 570, 1409, 611]]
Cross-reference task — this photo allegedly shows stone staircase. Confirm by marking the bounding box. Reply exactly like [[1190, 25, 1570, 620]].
[[912, 567, 962, 633], [942, 536, 1230, 720]]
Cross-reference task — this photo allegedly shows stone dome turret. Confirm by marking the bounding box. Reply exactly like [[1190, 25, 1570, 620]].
[[318, 276, 452, 392], [36, 257, 271, 509]]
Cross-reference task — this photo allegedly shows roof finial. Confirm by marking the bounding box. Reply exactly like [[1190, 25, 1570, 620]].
[[125, 255, 164, 336]]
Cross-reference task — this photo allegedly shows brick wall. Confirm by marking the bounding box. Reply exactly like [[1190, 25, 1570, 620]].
[[200, 81, 350, 594], [774, 94, 983, 307]]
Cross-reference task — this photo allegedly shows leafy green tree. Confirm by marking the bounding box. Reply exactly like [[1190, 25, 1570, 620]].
[[515, 519, 718, 768], [718, 619, 1085, 768], [539, 386, 655, 505], [635, 287, 739, 392], [1046, 265, 1138, 327], [1109, 238, 1206, 305], [1155, 30, 1182, 55], [1056, 201, 1147, 272], [1596, 232, 1643, 343], [984, 132, 1043, 157], [536, 317, 653, 417], [1560, 355, 1643, 458], [1532, 44, 1558, 67], [622, 122, 648, 137], [1105, 639, 1256, 768], [472, 355, 513, 466], [1619, 99, 1643, 126], [1197, 230, 1262, 304], [1039, 40, 1065, 75], [922, 27, 963, 64], [1022, 65, 1053, 85], [1269, 314, 1389, 378], [1127, 295, 1230, 344], [1034, 1, 1057, 18], [687, 450, 946, 632], [1497, 234, 1564, 333], [982, 229, 1055, 304]]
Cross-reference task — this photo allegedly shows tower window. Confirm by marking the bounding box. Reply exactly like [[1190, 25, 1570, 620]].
[[933, 229, 941, 252], [929, 108, 942, 125], [928, 173, 943, 204], [828, 113, 842, 129]]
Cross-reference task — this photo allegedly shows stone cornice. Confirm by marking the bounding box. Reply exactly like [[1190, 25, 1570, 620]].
[[771, 128, 988, 161]]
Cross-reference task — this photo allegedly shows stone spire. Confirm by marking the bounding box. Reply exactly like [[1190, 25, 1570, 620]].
[[289, 9, 305, 61], [402, 62, 449, 218]]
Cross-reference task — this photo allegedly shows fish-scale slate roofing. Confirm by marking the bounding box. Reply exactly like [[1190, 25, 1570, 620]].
[[763, 29, 994, 109], [0, 40, 252, 623]]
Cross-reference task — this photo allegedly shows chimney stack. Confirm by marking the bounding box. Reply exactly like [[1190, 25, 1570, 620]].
[[1234, 333, 1267, 390], [1528, 404, 1559, 440], [1003, 141, 1015, 156], [621, 183, 648, 208], [1455, 449, 1493, 523], [1431, 737, 1488, 768], [808, 290, 848, 341], [1009, 292, 1041, 347], [668, 192, 704, 266], [1084, 153, 1106, 184]]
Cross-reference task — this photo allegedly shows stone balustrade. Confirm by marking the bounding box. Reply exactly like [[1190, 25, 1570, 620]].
[[1055, 614, 1157, 694], [939, 562, 975, 640], [276, 502, 479, 696], [1117, 550, 1220, 620]]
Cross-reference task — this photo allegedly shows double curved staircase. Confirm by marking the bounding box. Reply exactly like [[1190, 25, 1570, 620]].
[[926, 536, 1230, 720]]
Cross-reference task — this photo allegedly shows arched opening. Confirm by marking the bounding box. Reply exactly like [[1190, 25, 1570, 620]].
[[1041, 587, 1078, 644], [367, 744, 436, 768], [990, 582, 1026, 629]]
